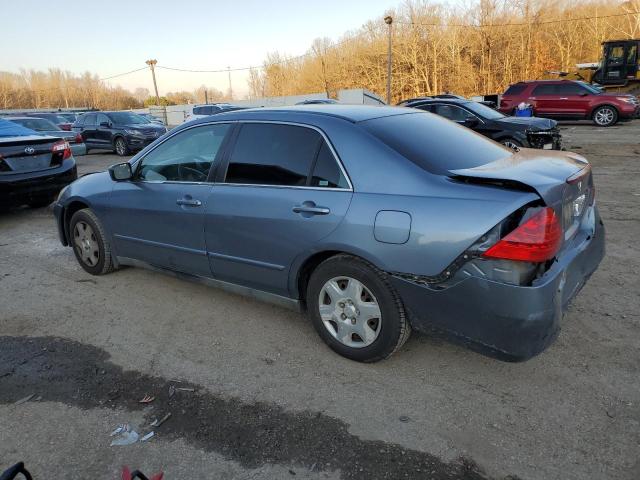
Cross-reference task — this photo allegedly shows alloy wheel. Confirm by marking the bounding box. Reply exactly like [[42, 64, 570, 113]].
[[595, 107, 615, 126], [73, 221, 100, 267], [115, 138, 126, 155], [318, 276, 382, 348]]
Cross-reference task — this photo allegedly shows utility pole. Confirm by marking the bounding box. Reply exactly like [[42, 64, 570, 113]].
[[204, 89, 209, 104], [227, 66, 233, 100], [384, 16, 393, 104], [145, 59, 161, 105], [145, 59, 166, 125]]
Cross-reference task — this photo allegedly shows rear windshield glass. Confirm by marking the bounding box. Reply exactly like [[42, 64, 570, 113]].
[[361, 112, 511, 175], [11, 118, 60, 131]]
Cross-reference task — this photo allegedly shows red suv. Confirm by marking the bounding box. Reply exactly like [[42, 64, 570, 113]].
[[499, 80, 639, 127]]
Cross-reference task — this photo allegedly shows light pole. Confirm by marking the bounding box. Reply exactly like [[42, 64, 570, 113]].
[[384, 15, 393, 104], [145, 59, 160, 105]]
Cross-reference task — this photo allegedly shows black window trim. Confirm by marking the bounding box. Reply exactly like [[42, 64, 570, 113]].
[[130, 121, 237, 185], [216, 120, 353, 192]]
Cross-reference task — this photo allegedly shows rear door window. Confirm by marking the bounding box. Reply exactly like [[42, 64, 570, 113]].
[[224, 123, 322, 186], [532, 84, 557, 95], [83, 113, 97, 126], [555, 83, 587, 95], [361, 112, 510, 175], [309, 142, 349, 189]]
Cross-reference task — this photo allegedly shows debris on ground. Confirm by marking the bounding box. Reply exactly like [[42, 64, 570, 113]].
[[14, 393, 35, 405], [141, 431, 155, 442], [399, 415, 410, 423], [110, 424, 140, 446], [150, 413, 172, 428], [168, 384, 176, 398], [139, 394, 155, 404], [122, 466, 164, 480], [176, 387, 195, 392]]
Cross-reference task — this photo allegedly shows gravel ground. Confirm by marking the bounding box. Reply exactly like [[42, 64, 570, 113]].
[[1, 125, 639, 480]]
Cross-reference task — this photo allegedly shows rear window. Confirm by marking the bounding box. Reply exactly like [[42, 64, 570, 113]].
[[503, 84, 527, 96], [361, 112, 510, 175]]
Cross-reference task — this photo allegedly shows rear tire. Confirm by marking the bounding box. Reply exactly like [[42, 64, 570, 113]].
[[114, 137, 130, 156], [592, 105, 618, 127], [69, 209, 115, 275], [306, 254, 411, 362]]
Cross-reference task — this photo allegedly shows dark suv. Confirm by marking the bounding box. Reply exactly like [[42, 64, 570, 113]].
[[401, 98, 561, 150], [73, 111, 167, 156], [499, 80, 640, 127]]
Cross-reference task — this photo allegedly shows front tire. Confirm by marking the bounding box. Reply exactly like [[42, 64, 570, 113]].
[[592, 105, 618, 127], [500, 138, 523, 150], [114, 137, 130, 156], [306, 255, 411, 362], [69, 209, 115, 275]]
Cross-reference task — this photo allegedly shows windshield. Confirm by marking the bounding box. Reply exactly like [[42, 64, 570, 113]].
[[107, 112, 149, 125], [464, 101, 505, 120], [361, 112, 511, 175], [11, 118, 60, 132], [577, 82, 603, 94]]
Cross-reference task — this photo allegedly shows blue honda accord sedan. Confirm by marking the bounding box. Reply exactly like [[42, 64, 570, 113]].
[[53, 105, 605, 362]]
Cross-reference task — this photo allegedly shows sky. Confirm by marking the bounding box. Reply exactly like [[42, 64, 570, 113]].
[[1, 0, 401, 97]]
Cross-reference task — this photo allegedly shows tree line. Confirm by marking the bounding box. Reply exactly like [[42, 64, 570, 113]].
[[249, 0, 640, 103], [0, 68, 228, 110]]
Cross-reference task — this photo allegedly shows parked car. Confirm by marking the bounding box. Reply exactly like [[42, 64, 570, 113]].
[[0, 118, 76, 208], [296, 99, 340, 105], [7, 116, 87, 156], [186, 103, 245, 121], [402, 98, 562, 150], [24, 112, 75, 131], [54, 105, 604, 362], [72, 111, 167, 156], [137, 113, 164, 125], [498, 80, 640, 127]]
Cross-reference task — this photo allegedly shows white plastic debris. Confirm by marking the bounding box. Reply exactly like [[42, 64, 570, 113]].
[[141, 431, 155, 442], [110, 424, 140, 446]]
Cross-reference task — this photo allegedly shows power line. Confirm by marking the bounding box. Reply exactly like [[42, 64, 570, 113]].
[[100, 66, 149, 81], [395, 10, 640, 28]]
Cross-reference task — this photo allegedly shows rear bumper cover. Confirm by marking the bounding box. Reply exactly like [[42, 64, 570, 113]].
[[0, 158, 77, 206], [392, 210, 605, 361]]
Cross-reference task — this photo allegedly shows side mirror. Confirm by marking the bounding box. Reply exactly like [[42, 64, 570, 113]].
[[100, 121, 111, 128], [109, 162, 133, 181], [463, 116, 479, 127]]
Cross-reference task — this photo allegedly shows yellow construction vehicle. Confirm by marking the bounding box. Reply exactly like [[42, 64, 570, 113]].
[[548, 39, 640, 95]]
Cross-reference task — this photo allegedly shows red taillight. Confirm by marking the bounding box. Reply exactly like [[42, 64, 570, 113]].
[[60, 123, 72, 131], [52, 140, 72, 160], [483, 207, 562, 263], [74, 133, 83, 144]]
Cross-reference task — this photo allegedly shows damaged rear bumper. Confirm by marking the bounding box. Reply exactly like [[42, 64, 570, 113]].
[[391, 209, 605, 361]]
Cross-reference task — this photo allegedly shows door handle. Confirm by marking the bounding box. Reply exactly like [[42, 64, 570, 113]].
[[292, 203, 330, 215], [176, 197, 202, 207]]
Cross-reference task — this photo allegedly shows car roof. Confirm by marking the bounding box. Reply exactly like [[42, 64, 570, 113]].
[[404, 98, 472, 106], [5, 116, 43, 120], [188, 105, 411, 124]]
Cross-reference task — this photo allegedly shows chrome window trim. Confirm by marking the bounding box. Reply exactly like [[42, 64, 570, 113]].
[[221, 120, 353, 192]]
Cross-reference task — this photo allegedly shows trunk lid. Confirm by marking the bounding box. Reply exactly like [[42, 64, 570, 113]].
[[449, 149, 594, 243], [0, 135, 62, 174]]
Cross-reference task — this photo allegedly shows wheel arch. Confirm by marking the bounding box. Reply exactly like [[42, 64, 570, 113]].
[[63, 199, 91, 244], [590, 103, 619, 118], [293, 248, 385, 311]]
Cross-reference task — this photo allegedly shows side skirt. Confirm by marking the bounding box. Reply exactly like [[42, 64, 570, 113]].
[[116, 256, 302, 313]]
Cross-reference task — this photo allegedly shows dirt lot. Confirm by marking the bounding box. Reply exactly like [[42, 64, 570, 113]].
[[1, 124, 639, 480]]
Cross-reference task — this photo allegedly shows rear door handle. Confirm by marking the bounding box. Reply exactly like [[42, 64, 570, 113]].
[[292, 203, 330, 215], [176, 197, 202, 207]]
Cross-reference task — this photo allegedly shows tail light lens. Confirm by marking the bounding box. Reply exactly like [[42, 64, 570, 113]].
[[483, 207, 562, 262], [52, 140, 72, 160], [74, 133, 83, 144]]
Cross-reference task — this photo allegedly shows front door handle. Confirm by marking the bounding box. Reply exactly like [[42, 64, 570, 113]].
[[293, 202, 330, 216], [176, 197, 202, 207]]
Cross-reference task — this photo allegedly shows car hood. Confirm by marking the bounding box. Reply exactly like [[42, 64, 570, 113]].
[[496, 116, 557, 130], [449, 149, 588, 205]]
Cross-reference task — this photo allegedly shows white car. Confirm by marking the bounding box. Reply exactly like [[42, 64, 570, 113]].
[[186, 104, 244, 121]]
